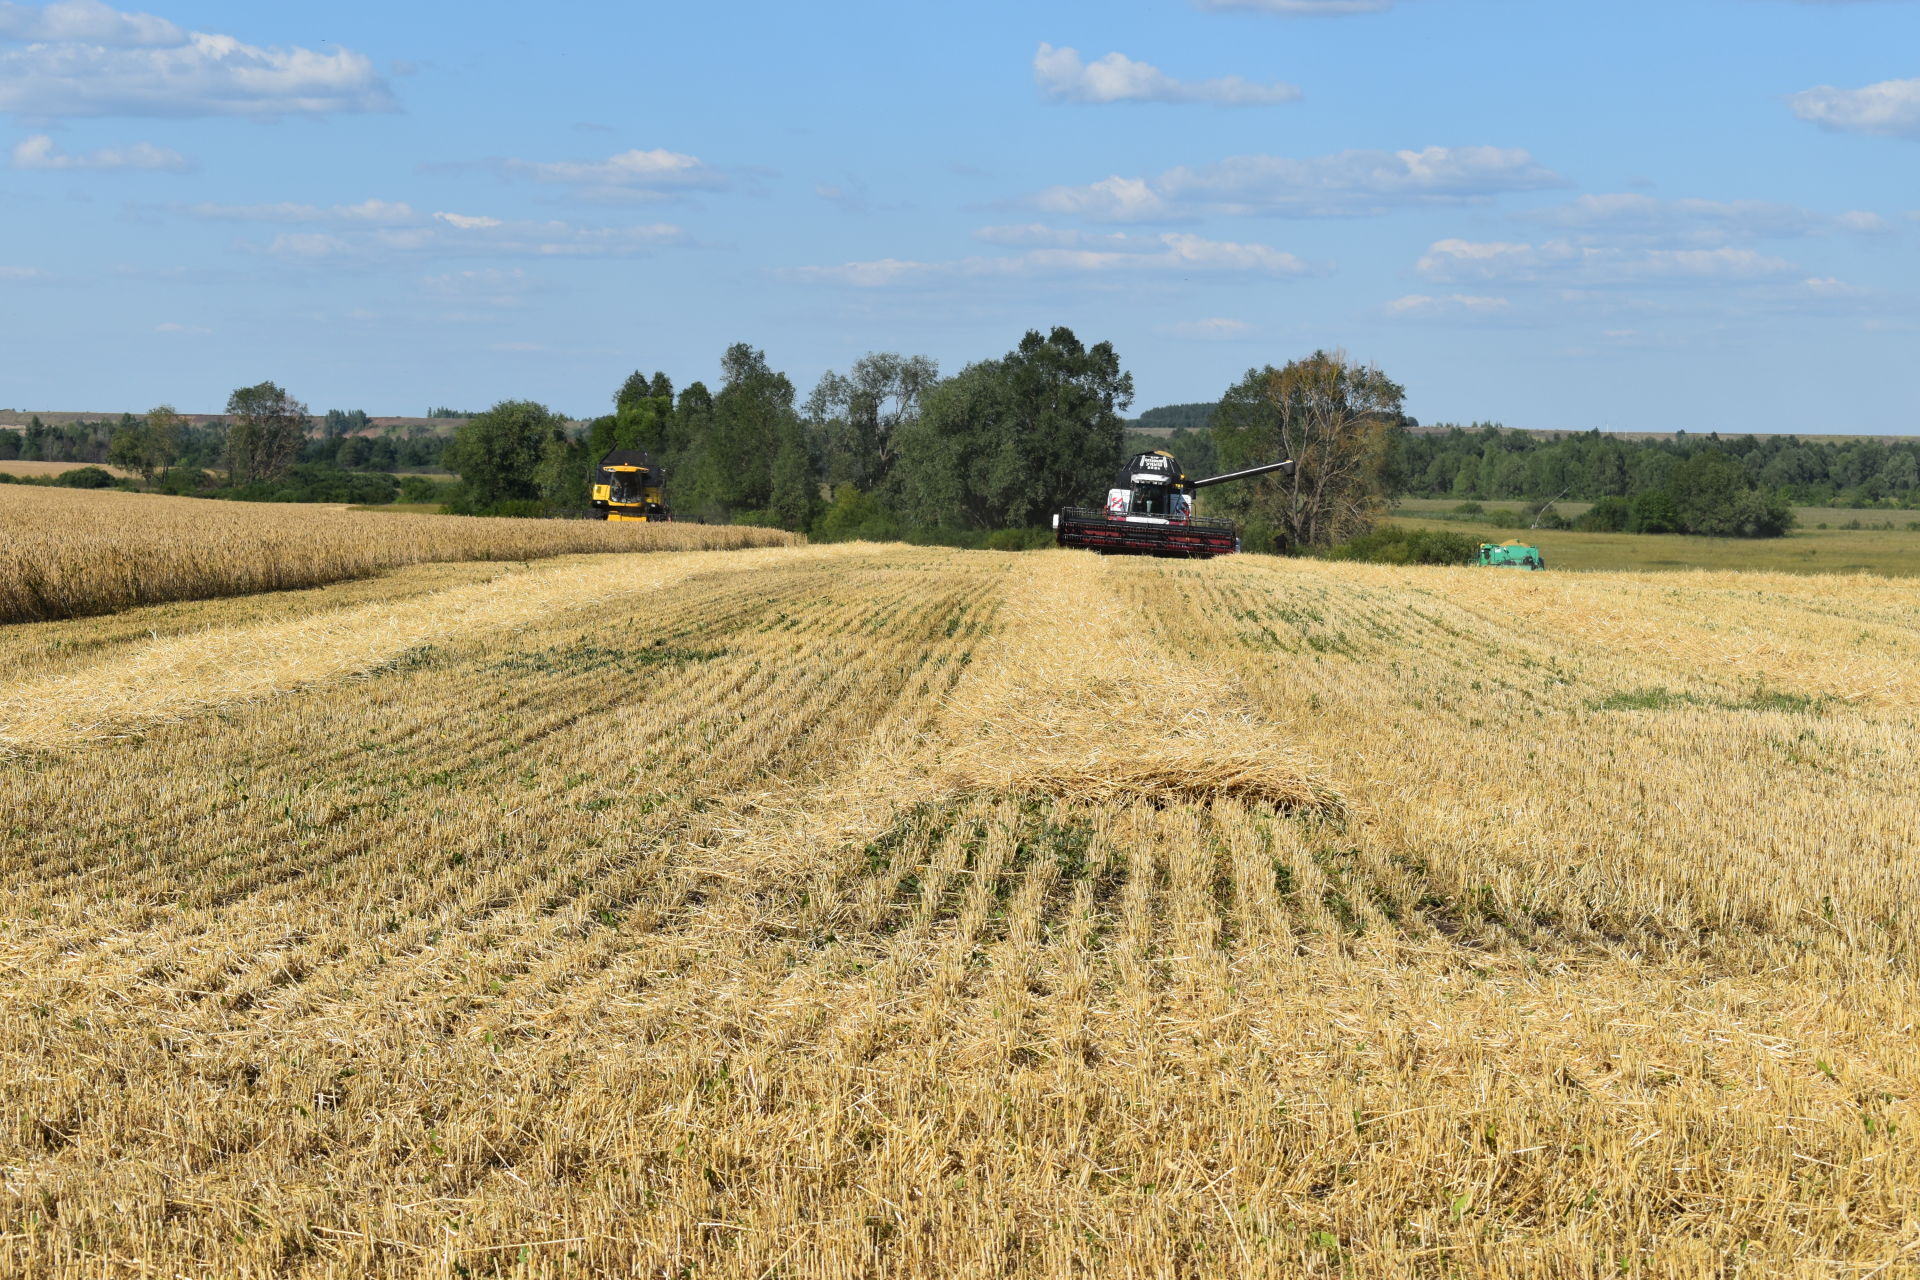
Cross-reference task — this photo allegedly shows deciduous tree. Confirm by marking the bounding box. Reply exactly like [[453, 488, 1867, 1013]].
[[1211, 350, 1403, 551], [224, 382, 309, 486]]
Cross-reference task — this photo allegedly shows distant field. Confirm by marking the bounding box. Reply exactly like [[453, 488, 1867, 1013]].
[[0, 460, 132, 479], [0, 486, 797, 623], [1390, 499, 1920, 576]]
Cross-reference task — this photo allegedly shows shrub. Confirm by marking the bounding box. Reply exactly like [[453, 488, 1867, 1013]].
[[156, 467, 212, 495], [1630, 490, 1681, 534], [1324, 526, 1479, 566], [982, 527, 1054, 552], [812, 487, 902, 543], [53, 466, 116, 489], [397, 475, 457, 505], [1450, 501, 1485, 515], [1580, 496, 1632, 532]]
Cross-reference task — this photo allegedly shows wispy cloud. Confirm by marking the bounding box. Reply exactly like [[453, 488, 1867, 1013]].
[[258, 215, 685, 263], [1034, 146, 1563, 221], [153, 320, 210, 335], [500, 147, 724, 197], [11, 131, 186, 170], [1417, 238, 1799, 285], [782, 227, 1312, 287], [1525, 193, 1886, 244], [1158, 317, 1254, 339], [0, 263, 53, 280], [1032, 43, 1299, 105], [185, 198, 418, 224], [1385, 293, 1512, 319], [1789, 77, 1920, 138], [0, 0, 179, 45], [0, 0, 393, 117]]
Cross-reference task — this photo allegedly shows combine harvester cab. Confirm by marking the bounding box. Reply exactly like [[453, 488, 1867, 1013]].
[[1478, 540, 1546, 570], [1053, 450, 1294, 558], [590, 449, 670, 522]]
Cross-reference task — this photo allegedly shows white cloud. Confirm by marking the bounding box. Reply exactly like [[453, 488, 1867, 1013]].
[[1194, 0, 1396, 13], [0, 2, 392, 117], [0, 0, 179, 46], [11, 131, 185, 170], [186, 198, 417, 224], [1837, 210, 1891, 233], [1386, 293, 1512, 318], [973, 223, 1139, 249], [0, 264, 52, 279], [1417, 238, 1798, 285], [1033, 42, 1300, 106], [1035, 145, 1562, 221], [1789, 77, 1920, 138], [488, 341, 544, 353], [782, 228, 1311, 287], [502, 147, 722, 194], [1528, 193, 1824, 242], [153, 320, 209, 334], [1033, 175, 1175, 222], [433, 211, 502, 230], [1802, 276, 1870, 298], [257, 216, 685, 263], [1159, 317, 1253, 339]]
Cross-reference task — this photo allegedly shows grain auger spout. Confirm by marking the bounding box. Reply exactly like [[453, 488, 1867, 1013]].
[[1052, 450, 1295, 558]]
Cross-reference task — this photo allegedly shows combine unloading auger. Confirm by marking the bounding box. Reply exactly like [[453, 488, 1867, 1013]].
[[1053, 450, 1295, 558]]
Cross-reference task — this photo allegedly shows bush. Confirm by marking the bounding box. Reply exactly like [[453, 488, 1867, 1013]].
[[1324, 526, 1480, 566], [1450, 501, 1485, 515], [53, 466, 116, 489], [982, 527, 1054, 552], [1580, 496, 1632, 532], [156, 467, 212, 495], [397, 475, 458, 505], [812, 487, 902, 543], [218, 465, 401, 506], [1629, 490, 1681, 534]]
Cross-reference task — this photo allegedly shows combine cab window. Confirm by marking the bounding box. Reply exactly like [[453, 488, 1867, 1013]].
[[610, 473, 649, 503], [1132, 487, 1170, 516]]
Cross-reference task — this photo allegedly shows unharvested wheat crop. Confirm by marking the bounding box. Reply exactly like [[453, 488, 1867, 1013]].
[[2, 544, 1917, 1278], [0, 485, 797, 623]]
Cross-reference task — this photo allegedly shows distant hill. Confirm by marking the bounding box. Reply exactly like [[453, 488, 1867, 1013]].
[[1132, 402, 1216, 432], [0, 412, 474, 435]]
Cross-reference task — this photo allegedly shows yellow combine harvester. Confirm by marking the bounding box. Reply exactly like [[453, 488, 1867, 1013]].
[[590, 449, 670, 522]]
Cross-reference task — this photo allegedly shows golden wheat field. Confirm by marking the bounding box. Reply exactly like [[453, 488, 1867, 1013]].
[[0, 461, 136, 480], [0, 486, 797, 624], [3, 541, 1918, 1278]]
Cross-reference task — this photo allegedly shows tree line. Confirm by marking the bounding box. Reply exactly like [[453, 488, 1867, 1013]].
[[12, 335, 1875, 546], [445, 328, 1139, 543], [1402, 424, 1920, 511]]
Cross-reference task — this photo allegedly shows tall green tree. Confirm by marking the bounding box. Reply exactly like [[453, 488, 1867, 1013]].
[[895, 327, 1130, 530], [805, 352, 939, 494], [446, 400, 566, 510], [224, 382, 309, 486], [109, 405, 182, 482], [688, 344, 810, 524]]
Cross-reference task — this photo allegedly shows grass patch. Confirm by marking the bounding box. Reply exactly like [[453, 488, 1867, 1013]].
[[1592, 685, 1830, 715]]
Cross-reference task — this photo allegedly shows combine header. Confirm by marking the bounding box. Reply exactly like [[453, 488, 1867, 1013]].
[[590, 449, 669, 522], [1053, 450, 1295, 558]]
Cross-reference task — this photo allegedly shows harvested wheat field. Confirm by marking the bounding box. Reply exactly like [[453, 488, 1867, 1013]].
[[3, 544, 1918, 1278], [0, 485, 797, 624]]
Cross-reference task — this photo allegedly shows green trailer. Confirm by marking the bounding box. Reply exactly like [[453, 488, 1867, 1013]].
[[1479, 540, 1546, 570]]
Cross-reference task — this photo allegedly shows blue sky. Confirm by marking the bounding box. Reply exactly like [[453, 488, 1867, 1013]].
[[1, 0, 1915, 432]]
